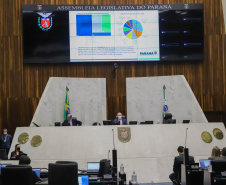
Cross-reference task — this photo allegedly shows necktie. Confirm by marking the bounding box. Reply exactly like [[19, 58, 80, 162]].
[[120, 120, 122, 125]]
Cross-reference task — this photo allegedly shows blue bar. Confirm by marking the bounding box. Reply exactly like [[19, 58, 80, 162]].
[[93, 32, 111, 36]]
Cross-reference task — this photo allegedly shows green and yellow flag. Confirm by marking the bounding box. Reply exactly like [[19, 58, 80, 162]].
[[64, 87, 70, 120]]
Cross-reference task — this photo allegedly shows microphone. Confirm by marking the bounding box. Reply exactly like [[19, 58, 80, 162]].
[[112, 63, 118, 78], [32, 122, 40, 127], [185, 128, 188, 148], [114, 63, 118, 69], [184, 128, 189, 165], [112, 129, 115, 150], [112, 129, 117, 177], [108, 150, 110, 160]]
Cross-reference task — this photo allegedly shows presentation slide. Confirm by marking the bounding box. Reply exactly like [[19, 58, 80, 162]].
[[69, 11, 159, 62]]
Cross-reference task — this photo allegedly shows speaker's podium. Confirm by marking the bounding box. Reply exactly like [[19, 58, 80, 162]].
[[181, 163, 204, 185]]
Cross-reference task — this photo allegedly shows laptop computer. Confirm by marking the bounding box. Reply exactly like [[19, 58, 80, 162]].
[[199, 159, 211, 169], [78, 175, 89, 185], [32, 168, 41, 178], [87, 162, 100, 173]]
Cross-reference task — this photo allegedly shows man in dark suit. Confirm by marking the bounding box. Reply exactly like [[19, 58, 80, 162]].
[[113, 112, 127, 125], [62, 114, 82, 126], [169, 146, 195, 185]]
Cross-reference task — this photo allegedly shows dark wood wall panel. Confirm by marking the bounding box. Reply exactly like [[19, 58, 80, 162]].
[[0, 0, 226, 135]]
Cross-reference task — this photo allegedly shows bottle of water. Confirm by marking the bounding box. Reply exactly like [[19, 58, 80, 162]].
[[120, 164, 124, 174], [151, 180, 154, 185], [131, 171, 137, 183]]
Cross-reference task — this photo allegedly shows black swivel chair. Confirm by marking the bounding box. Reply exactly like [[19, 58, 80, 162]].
[[48, 162, 78, 185], [1, 165, 33, 185], [92, 122, 101, 126]]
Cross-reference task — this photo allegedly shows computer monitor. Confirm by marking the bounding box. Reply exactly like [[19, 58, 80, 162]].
[[129, 121, 137, 125], [183, 120, 190, 124], [0, 149, 8, 160], [55, 122, 61, 126], [112, 121, 120, 125], [171, 119, 176, 124], [78, 175, 89, 185], [145, 121, 153, 124], [98, 159, 111, 177], [32, 168, 41, 178], [103, 120, 112, 125]]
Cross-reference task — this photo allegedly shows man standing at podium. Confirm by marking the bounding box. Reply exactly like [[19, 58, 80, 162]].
[[113, 112, 127, 125], [62, 114, 82, 126]]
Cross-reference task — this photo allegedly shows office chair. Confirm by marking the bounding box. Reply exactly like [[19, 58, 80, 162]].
[[92, 122, 101, 126], [1, 165, 33, 185], [49, 162, 78, 185], [56, 161, 78, 165], [55, 122, 61, 126]]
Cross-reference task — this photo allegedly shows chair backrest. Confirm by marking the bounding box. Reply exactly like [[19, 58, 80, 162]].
[[92, 122, 101, 126], [211, 160, 226, 173], [1, 165, 33, 185], [48, 162, 78, 185], [55, 122, 61, 126]]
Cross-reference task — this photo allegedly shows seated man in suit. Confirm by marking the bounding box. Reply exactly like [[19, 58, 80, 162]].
[[62, 114, 82, 126], [169, 146, 194, 185], [113, 112, 127, 125], [19, 155, 42, 184]]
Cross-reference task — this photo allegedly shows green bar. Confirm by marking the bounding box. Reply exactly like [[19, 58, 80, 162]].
[[139, 58, 160, 60], [102, 15, 111, 32]]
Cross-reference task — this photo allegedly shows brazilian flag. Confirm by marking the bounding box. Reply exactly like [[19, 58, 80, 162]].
[[64, 87, 70, 120]]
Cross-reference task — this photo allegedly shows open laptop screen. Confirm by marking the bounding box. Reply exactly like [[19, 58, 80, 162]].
[[87, 162, 100, 172], [199, 159, 210, 168], [78, 175, 89, 185], [32, 168, 41, 178]]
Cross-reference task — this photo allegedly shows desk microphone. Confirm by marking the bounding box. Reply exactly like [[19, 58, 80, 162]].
[[32, 122, 40, 127], [185, 128, 188, 148], [184, 128, 189, 165], [112, 129, 115, 150], [108, 150, 110, 160]]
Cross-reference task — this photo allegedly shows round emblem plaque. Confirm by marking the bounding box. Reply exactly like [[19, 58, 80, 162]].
[[18, 133, 29, 144], [31, 135, 42, 147], [201, 131, 212, 143], [213, 128, 224, 140]]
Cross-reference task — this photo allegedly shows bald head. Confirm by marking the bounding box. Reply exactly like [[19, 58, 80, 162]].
[[67, 114, 72, 120]]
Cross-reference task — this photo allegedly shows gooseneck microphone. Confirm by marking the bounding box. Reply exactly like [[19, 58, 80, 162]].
[[108, 150, 110, 160], [112, 129, 117, 177], [32, 122, 40, 127], [185, 128, 188, 148], [184, 128, 189, 165], [112, 129, 115, 150]]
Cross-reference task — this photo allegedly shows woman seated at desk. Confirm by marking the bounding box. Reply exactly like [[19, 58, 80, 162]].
[[10, 144, 24, 160]]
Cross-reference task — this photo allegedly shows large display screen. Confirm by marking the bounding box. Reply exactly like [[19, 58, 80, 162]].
[[22, 4, 204, 63]]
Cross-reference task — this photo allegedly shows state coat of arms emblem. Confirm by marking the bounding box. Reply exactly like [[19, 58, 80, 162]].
[[117, 127, 131, 143]]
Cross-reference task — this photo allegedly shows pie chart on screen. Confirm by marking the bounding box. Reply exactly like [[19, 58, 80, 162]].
[[123, 20, 143, 39]]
